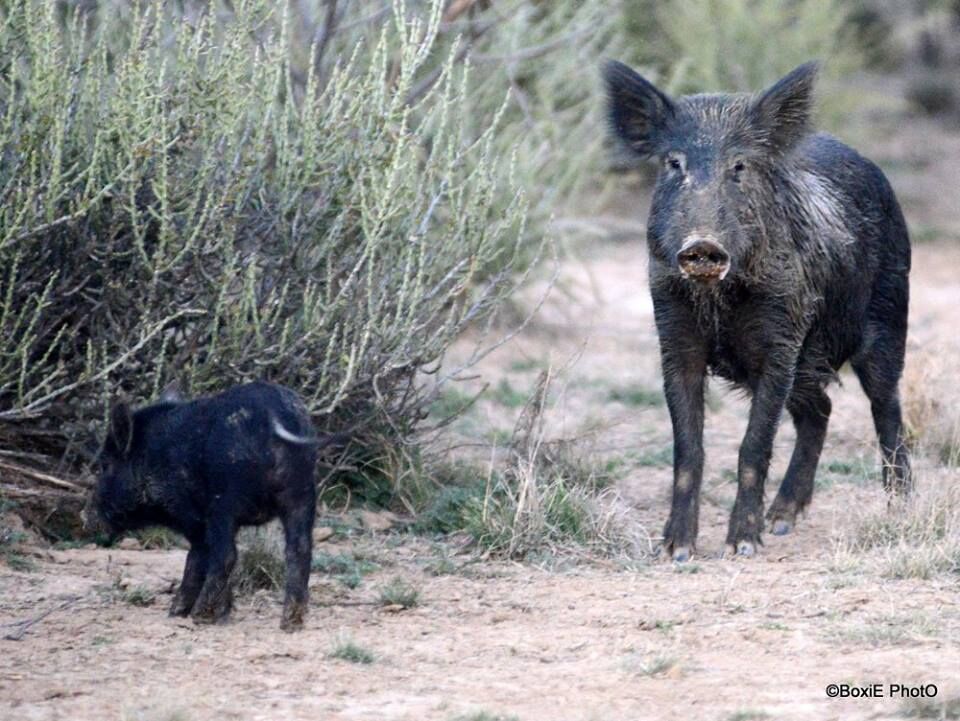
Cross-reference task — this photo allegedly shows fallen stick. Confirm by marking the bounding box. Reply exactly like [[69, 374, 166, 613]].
[[0, 460, 84, 492], [3, 595, 83, 641]]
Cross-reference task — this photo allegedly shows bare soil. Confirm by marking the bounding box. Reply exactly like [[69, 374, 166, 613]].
[[4, 117, 960, 721]]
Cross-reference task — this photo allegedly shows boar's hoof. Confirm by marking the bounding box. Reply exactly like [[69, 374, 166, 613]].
[[671, 546, 691, 563], [169, 597, 193, 617], [280, 602, 307, 632], [771, 519, 793, 536], [736, 540, 756, 557]]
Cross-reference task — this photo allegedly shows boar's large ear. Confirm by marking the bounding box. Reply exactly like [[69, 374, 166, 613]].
[[109, 401, 133, 456], [749, 61, 818, 153], [603, 60, 675, 157]]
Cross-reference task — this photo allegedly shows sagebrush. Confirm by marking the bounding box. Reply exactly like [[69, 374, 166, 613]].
[[0, 0, 536, 505]]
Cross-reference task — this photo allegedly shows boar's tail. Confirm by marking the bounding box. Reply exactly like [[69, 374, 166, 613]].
[[271, 415, 349, 450]]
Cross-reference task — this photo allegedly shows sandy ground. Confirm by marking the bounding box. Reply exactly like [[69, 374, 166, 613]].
[[3, 233, 960, 721], [4, 93, 960, 721]]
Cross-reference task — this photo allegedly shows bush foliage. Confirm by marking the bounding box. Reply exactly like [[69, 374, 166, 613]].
[[0, 0, 537, 495]]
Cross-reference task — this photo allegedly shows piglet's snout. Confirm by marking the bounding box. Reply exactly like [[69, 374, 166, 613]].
[[676, 235, 731, 284]]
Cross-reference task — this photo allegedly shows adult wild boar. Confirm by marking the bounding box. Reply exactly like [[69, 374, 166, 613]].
[[87, 382, 326, 630], [604, 61, 911, 560]]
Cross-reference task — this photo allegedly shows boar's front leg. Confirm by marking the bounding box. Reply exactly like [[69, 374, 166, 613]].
[[170, 541, 208, 617], [659, 340, 708, 563], [191, 519, 237, 625], [728, 363, 796, 556]]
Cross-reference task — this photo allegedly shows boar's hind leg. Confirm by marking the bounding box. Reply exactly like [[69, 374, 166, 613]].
[[766, 388, 831, 535], [191, 522, 238, 625], [170, 542, 208, 617], [852, 337, 911, 495], [279, 497, 315, 632]]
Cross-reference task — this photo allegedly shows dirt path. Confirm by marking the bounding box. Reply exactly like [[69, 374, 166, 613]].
[[3, 233, 960, 721]]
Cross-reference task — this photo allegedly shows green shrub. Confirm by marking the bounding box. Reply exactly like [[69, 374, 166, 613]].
[[0, 0, 536, 507], [623, 0, 865, 129]]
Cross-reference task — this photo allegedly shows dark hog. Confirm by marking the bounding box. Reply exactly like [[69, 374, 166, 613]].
[[604, 61, 911, 560], [85, 381, 329, 630]]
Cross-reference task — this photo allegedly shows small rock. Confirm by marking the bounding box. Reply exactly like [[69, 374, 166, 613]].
[[381, 604, 405, 613], [312, 526, 335, 543], [117, 537, 141, 551], [359, 510, 396, 532]]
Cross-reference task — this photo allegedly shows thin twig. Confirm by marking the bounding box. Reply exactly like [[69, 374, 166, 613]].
[[0, 308, 205, 420], [313, 0, 339, 81], [0, 460, 83, 492], [471, 27, 595, 64], [3, 596, 83, 641]]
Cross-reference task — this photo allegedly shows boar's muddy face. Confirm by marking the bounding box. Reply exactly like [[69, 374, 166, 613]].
[[604, 60, 818, 286]]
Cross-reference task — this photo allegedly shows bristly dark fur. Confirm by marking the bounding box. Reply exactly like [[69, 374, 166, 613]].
[[604, 61, 911, 559], [88, 381, 323, 631]]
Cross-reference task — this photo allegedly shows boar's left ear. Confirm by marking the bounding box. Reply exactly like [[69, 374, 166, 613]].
[[604, 60, 676, 157], [749, 61, 818, 153], [110, 401, 134, 456]]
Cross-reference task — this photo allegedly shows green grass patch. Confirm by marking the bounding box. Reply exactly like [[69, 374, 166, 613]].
[[135, 527, 187, 550], [430, 388, 476, 419], [607, 385, 665, 408], [489, 379, 529, 409], [312, 551, 380, 589], [378, 576, 420, 609], [509, 358, 545, 372], [635, 445, 673, 468], [328, 640, 375, 665], [726, 712, 772, 721], [123, 586, 156, 607], [451, 713, 520, 721]]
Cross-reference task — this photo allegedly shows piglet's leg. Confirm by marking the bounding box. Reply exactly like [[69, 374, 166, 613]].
[[279, 499, 315, 632], [170, 541, 208, 617], [191, 520, 237, 625]]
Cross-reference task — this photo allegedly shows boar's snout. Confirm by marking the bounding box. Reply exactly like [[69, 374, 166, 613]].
[[676, 235, 731, 285]]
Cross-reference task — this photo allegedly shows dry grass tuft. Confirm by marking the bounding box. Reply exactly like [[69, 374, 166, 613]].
[[234, 525, 285, 596], [902, 347, 960, 467], [833, 467, 960, 579], [464, 370, 650, 560]]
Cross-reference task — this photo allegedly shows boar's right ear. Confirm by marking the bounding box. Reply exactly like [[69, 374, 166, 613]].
[[603, 60, 675, 157], [109, 401, 133, 456]]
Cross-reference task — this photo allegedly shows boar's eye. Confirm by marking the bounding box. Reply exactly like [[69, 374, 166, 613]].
[[730, 160, 746, 181], [663, 153, 685, 173]]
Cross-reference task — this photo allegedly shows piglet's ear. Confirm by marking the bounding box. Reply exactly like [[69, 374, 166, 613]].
[[110, 401, 133, 457], [604, 60, 675, 157], [749, 61, 818, 154]]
